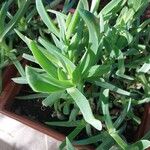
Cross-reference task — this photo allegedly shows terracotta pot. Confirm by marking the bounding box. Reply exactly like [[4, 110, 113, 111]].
[[0, 79, 93, 150], [2, 65, 17, 89], [1, 72, 150, 150], [137, 104, 150, 150], [0, 60, 92, 149], [0, 65, 17, 102], [0, 59, 28, 107]]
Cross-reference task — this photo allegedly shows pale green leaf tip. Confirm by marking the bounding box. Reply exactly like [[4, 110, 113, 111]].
[[15, 29, 32, 46], [11, 77, 17, 83], [93, 120, 102, 131], [67, 87, 103, 131], [42, 101, 47, 107], [0, 39, 2, 43], [25, 65, 30, 75]]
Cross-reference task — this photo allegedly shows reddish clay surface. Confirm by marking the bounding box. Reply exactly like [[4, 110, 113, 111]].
[[1, 65, 17, 91], [137, 104, 150, 150]]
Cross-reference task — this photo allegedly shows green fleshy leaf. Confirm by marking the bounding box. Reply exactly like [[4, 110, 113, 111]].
[[25, 66, 65, 93], [94, 79, 131, 96], [42, 92, 62, 107], [66, 137, 75, 150], [0, 0, 31, 41], [79, 9, 99, 54], [67, 87, 102, 131], [36, 0, 59, 36]]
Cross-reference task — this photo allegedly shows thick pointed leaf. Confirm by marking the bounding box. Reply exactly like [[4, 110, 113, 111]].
[[90, 0, 100, 13], [94, 80, 131, 96], [12, 77, 27, 84], [86, 64, 110, 78], [100, 0, 126, 16], [59, 123, 85, 149], [51, 33, 64, 50], [36, 0, 59, 36], [67, 87, 102, 131], [66, 138, 75, 150], [79, 9, 99, 54], [99, 13, 104, 33], [15, 30, 58, 78], [138, 63, 150, 73], [8, 52, 25, 77], [26, 66, 65, 93], [22, 53, 37, 63], [66, 0, 83, 39], [38, 37, 76, 73], [100, 89, 114, 129], [45, 120, 81, 127], [74, 132, 109, 145], [100, 89, 128, 149], [114, 101, 131, 128], [69, 107, 79, 121], [136, 19, 150, 33], [48, 9, 66, 40], [42, 92, 62, 107], [0, 2, 8, 33], [66, 13, 72, 29], [128, 140, 150, 150], [29, 41, 58, 78], [76, 47, 96, 78], [0, 0, 31, 42], [116, 71, 134, 81]]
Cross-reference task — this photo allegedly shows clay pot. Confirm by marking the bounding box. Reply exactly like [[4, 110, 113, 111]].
[[0, 74, 93, 150], [1, 65, 17, 90], [1, 67, 150, 149], [137, 104, 150, 150], [0, 2, 150, 150]]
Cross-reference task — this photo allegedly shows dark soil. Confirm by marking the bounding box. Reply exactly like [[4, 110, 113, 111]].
[[9, 85, 90, 141], [9, 85, 74, 136]]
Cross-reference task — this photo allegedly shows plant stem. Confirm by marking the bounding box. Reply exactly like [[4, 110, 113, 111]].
[[100, 89, 128, 150], [138, 74, 150, 96], [109, 131, 128, 150]]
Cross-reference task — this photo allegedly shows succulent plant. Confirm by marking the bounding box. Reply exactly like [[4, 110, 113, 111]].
[[15, 0, 150, 149]]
